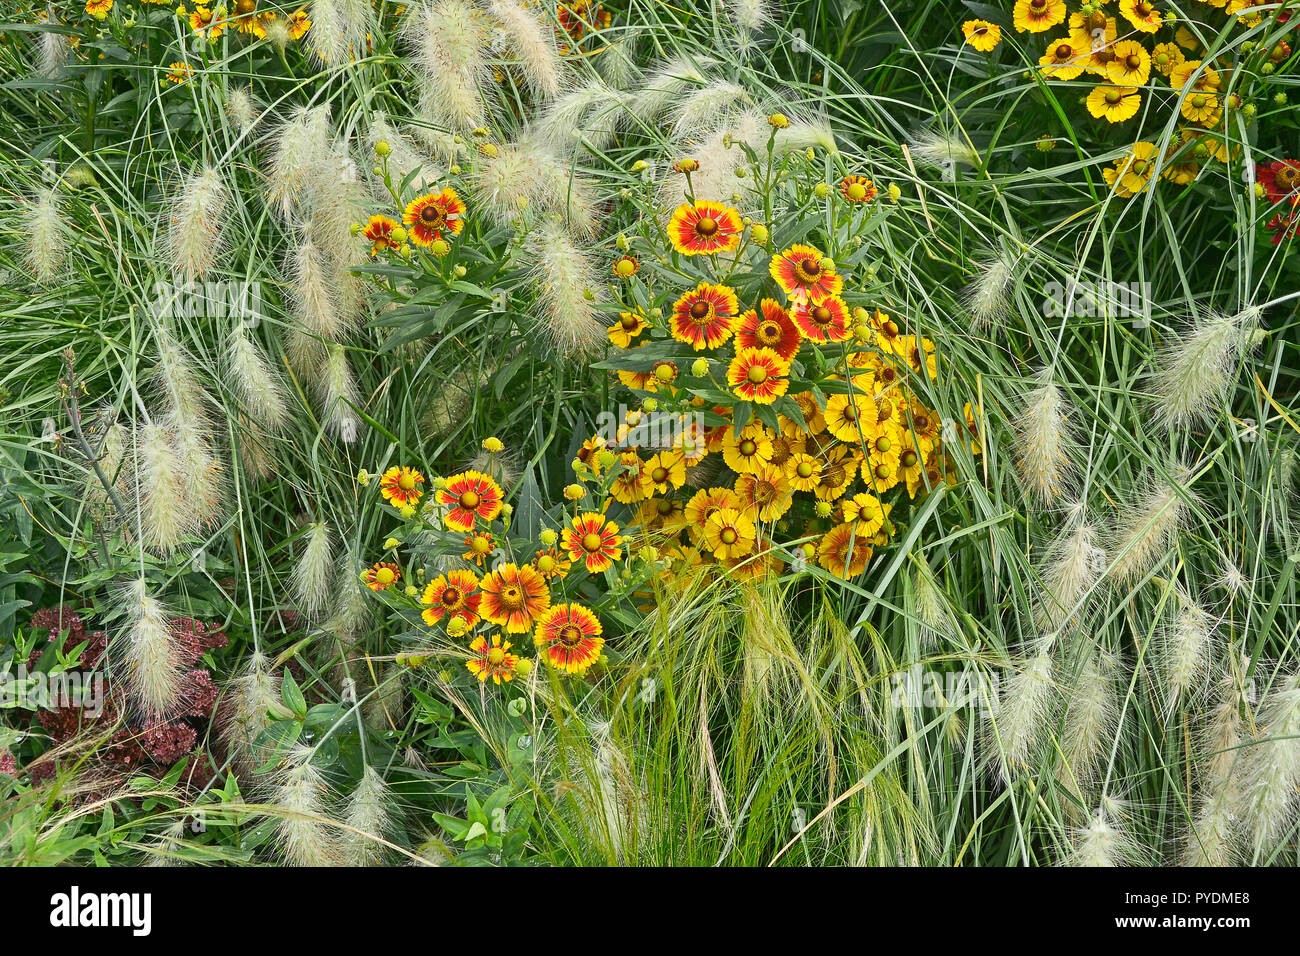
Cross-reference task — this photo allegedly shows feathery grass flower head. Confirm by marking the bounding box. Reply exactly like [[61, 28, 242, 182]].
[[295, 521, 335, 616], [1014, 368, 1076, 506], [24, 187, 66, 285], [117, 579, 183, 718], [1152, 306, 1257, 429]]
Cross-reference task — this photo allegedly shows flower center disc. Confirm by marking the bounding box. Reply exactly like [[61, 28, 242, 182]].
[[582, 532, 603, 552], [747, 365, 768, 384], [559, 625, 583, 646], [441, 588, 460, 606], [696, 217, 718, 237], [720, 528, 737, 545], [690, 301, 710, 320], [739, 440, 757, 456], [376, 568, 395, 585], [487, 647, 506, 664], [460, 490, 481, 509], [398, 474, 416, 491]]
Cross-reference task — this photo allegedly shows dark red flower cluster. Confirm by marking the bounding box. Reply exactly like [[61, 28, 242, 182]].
[[26, 605, 107, 669], [23, 606, 227, 792]]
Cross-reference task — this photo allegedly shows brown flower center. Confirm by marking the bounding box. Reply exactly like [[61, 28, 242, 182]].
[[559, 624, 583, 646], [690, 301, 711, 320], [441, 587, 462, 607], [812, 306, 832, 325], [695, 217, 718, 237], [420, 204, 446, 226]]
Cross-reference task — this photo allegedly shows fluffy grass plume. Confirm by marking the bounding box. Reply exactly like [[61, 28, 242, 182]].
[[24, 187, 65, 285], [986, 635, 1057, 784], [227, 327, 291, 432], [1161, 588, 1214, 712], [225, 86, 262, 136], [1234, 673, 1300, 856], [295, 521, 336, 616], [267, 105, 333, 222], [404, 0, 491, 132], [1033, 506, 1105, 634], [1057, 649, 1118, 793], [367, 113, 442, 196], [274, 746, 345, 866], [1065, 798, 1147, 866], [1108, 466, 1191, 586], [527, 221, 605, 356], [489, 0, 565, 101], [131, 418, 196, 554], [1014, 369, 1075, 506], [963, 246, 1020, 330], [316, 343, 363, 444], [1152, 307, 1258, 429], [220, 651, 283, 773], [117, 579, 183, 718], [342, 766, 393, 866], [164, 167, 228, 281], [290, 237, 344, 339]]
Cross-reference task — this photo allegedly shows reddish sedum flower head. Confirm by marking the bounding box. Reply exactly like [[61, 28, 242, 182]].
[[533, 603, 603, 674], [436, 471, 503, 532], [667, 201, 742, 256]]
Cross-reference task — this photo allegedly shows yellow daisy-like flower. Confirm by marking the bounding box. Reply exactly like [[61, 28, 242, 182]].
[[644, 450, 687, 494], [1086, 85, 1142, 123], [727, 347, 791, 405], [817, 522, 872, 579], [164, 62, 193, 85], [702, 507, 757, 560], [1119, 0, 1162, 33], [1107, 40, 1151, 86], [722, 421, 775, 475], [1102, 141, 1159, 197], [1180, 90, 1221, 126], [360, 562, 401, 591], [785, 452, 823, 492], [379, 466, 426, 508], [840, 492, 887, 539], [605, 452, 649, 505], [1151, 42, 1185, 77], [85, 0, 113, 18], [1012, 0, 1066, 33], [733, 466, 794, 523], [684, 487, 741, 543], [608, 310, 648, 348], [962, 20, 1001, 51], [1039, 36, 1087, 80], [188, 5, 225, 38]]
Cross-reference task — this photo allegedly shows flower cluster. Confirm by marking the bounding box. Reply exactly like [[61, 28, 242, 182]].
[[577, 149, 978, 585], [365, 446, 615, 684]]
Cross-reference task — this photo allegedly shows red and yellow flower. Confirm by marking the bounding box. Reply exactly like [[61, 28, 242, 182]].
[[561, 512, 623, 573], [534, 603, 604, 674], [670, 282, 739, 350], [727, 347, 791, 405], [735, 299, 802, 361], [466, 634, 519, 684], [840, 175, 879, 202], [733, 466, 794, 522], [402, 188, 465, 247], [462, 531, 496, 566], [421, 569, 482, 627], [361, 562, 401, 591], [817, 522, 873, 578], [380, 466, 425, 507], [792, 295, 851, 343], [667, 201, 742, 256], [363, 214, 399, 256], [479, 563, 550, 633], [770, 245, 843, 306], [435, 471, 503, 532]]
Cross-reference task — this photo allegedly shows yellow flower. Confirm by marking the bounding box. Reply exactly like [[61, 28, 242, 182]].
[[1119, 0, 1162, 33], [482, 436, 504, 453], [962, 20, 1001, 52], [86, 0, 114, 18], [1151, 42, 1185, 77], [1102, 141, 1159, 197], [1086, 84, 1142, 123], [1012, 0, 1066, 33], [1107, 40, 1151, 86], [1039, 36, 1086, 80]]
